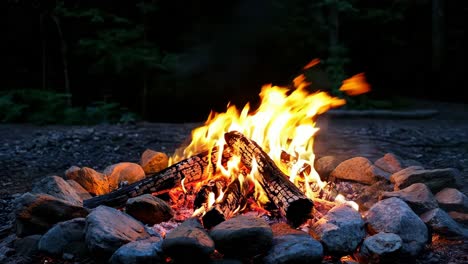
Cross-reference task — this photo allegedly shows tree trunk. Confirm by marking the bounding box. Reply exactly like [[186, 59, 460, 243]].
[[51, 15, 71, 106]]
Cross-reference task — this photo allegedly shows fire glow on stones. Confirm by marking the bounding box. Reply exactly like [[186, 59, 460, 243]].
[[170, 59, 370, 216]]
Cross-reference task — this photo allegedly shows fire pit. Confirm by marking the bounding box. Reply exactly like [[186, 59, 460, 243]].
[[1, 60, 467, 264]]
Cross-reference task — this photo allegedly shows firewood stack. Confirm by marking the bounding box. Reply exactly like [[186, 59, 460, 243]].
[[84, 131, 314, 227]]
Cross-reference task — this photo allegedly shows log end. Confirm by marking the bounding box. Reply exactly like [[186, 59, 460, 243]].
[[286, 198, 314, 227], [202, 208, 226, 229]]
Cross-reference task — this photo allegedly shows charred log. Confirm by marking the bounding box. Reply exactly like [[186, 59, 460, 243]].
[[224, 131, 314, 227], [202, 177, 248, 229], [84, 148, 231, 209]]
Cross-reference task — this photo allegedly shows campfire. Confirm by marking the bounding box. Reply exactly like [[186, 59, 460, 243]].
[[85, 59, 366, 221], [6, 59, 467, 264]]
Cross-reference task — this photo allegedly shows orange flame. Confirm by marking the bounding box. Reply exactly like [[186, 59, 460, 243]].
[[171, 59, 368, 212], [339, 73, 371, 96]]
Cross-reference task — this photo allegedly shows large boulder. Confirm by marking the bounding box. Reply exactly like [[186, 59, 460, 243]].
[[263, 234, 323, 264]]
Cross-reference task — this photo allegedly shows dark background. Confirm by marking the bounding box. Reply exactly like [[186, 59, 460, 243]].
[[2, 0, 467, 123]]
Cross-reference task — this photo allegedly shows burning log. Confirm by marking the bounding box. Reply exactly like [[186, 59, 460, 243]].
[[224, 131, 314, 227], [202, 177, 248, 229], [83, 148, 231, 209]]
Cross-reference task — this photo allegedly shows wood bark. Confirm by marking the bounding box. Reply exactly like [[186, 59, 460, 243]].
[[83, 147, 231, 209], [202, 178, 248, 229], [224, 131, 314, 227]]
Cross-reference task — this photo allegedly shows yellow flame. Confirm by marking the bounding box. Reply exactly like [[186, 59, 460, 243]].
[[172, 59, 368, 211]]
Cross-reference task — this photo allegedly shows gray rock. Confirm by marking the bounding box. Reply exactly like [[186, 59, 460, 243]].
[[162, 217, 215, 263], [109, 237, 164, 264], [31, 175, 82, 205], [365, 197, 428, 256], [380, 183, 439, 215], [85, 206, 150, 260], [356, 232, 402, 264], [315, 156, 342, 181], [310, 204, 365, 254], [38, 218, 88, 258], [14, 192, 89, 237], [210, 215, 273, 259], [263, 234, 323, 264], [14, 234, 41, 257], [330, 157, 390, 185], [125, 194, 174, 225], [66, 180, 92, 200], [391, 168, 462, 193], [420, 208, 468, 239], [435, 188, 468, 213]]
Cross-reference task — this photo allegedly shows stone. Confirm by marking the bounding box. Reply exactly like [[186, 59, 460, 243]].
[[271, 222, 308, 237], [310, 204, 365, 254], [14, 193, 89, 237], [374, 153, 421, 174], [210, 215, 273, 259], [14, 234, 41, 257], [374, 153, 405, 174], [330, 157, 390, 185], [389, 166, 424, 183], [365, 197, 428, 256], [448, 211, 468, 226], [391, 168, 462, 193], [263, 234, 323, 264], [354, 181, 394, 212], [380, 183, 439, 215], [109, 237, 163, 264], [31, 175, 82, 205], [420, 208, 468, 239], [314, 156, 342, 181], [85, 206, 150, 260], [104, 162, 146, 191], [38, 218, 88, 259], [162, 217, 215, 263], [356, 232, 402, 264], [435, 188, 468, 213], [140, 149, 169, 174], [66, 179, 92, 200], [65, 166, 109, 195], [125, 194, 174, 225]]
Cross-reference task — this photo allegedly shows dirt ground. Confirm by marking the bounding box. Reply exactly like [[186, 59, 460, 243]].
[[0, 99, 467, 263]]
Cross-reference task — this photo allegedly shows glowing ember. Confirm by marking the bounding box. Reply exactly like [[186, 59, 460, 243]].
[[170, 59, 369, 215]]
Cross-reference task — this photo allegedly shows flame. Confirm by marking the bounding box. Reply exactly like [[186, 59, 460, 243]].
[[171, 59, 369, 214], [339, 73, 370, 96]]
